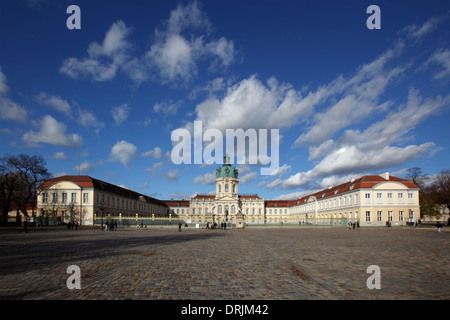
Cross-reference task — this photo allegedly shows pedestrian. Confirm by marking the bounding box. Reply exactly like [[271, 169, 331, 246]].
[[356, 221, 360, 229], [20, 219, 28, 233], [352, 222, 355, 229], [224, 222, 227, 230], [178, 221, 182, 232], [75, 220, 78, 230], [436, 221, 442, 232], [114, 220, 118, 231], [349, 221, 353, 229], [185, 223, 188, 231]]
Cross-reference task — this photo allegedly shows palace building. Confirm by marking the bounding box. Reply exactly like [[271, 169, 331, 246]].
[[37, 175, 168, 225], [165, 154, 421, 227], [36, 154, 421, 227]]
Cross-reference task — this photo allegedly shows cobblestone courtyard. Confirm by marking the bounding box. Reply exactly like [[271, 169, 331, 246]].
[[0, 225, 448, 300]]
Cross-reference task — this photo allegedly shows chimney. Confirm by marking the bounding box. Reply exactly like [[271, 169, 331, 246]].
[[379, 172, 389, 180]]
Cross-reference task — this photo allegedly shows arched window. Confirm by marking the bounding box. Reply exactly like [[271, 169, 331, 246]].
[[225, 205, 229, 214], [218, 205, 222, 214], [218, 185, 221, 193], [232, 205, 236, 214], [225, 184, 229, 192], [233, 184, 236, 193]]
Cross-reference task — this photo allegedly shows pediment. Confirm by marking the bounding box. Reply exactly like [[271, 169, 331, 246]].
[[216, 195, 238, 202]]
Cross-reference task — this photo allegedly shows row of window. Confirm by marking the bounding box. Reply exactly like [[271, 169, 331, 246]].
[[294, 191, 416, 213], [42, 192, 88, 204], [366, 192, 414, 200], [42, 191, 164, 214], [181, 207, 290, 215], [217, 183, 237, 193], [365, 210, 415, 222], [96, 193, 164, 213]]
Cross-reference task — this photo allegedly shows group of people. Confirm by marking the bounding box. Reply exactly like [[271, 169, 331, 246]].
[[206, 222, 228, 230], [348, 221, 360, 229], [66, 220, 79, 230], [178, 221, 188, 231], [104, 220, 118, 231]]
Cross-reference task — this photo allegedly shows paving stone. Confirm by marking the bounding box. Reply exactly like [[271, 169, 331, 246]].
[[0, 226, 448, 300]]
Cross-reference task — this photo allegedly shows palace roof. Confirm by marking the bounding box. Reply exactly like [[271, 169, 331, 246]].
[[38, 175, 166, 206]]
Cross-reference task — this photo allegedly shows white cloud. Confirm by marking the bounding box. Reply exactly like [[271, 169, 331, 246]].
[[148, 34, 197, 83], [240, 172, 258, 184], [77, 107, 104, 133], [0, 66, 9, 96], [401, 16, 444, 40], [35, 92, 72, 117], [110, 103, 130, 125], [60, 2, 236, 86], [294, 42, 405, 147], [193, 75, 311, 132], [422, 48, 450, 80], [22, 115, 83, 148], [193, 172, 216, 185], [0, 66, 27, 123], [0, 98, 28, 123], [145, 1, 236, 84], [74, 161, 96, 174], [146, 162, 163, 176], [142, 147, 162, 159], [265, 178, 283, 189], [280, 90, 449, 190], [108, 140, 137, 167], [52, 152, 69, 161], [153, 100, 183, 116], [60, 20, 131, 81], [164, 169, 179, 181], [271, 164, 291, 178]]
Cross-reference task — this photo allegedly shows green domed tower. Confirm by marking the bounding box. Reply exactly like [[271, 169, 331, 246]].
[[215, 152, 239, 199]]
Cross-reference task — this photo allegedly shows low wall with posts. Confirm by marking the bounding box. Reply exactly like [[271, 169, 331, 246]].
[[94, 214, 185, 227]]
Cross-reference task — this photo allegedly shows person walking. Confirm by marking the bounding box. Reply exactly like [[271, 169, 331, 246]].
[[20, 219, 28, 233], [178, 221, 182, 232], [185, 223, 188, 231], [436, 221, 442, 232]]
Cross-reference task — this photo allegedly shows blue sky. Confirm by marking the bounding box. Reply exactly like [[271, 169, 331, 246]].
[[0, 0, 449, 200]]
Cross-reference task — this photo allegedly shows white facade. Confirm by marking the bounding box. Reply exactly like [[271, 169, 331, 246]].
[[37, 176, 168, 225]]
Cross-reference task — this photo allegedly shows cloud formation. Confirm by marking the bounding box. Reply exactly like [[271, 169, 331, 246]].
[[22, 115, 83, 148], [60, 1, 236, 86], [108, 140, 137, 167]]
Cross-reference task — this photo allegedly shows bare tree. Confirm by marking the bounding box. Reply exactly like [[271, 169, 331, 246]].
[[406, 167, 429, 189], [0, 154, 50, 226], [431, 169, 450, 212]]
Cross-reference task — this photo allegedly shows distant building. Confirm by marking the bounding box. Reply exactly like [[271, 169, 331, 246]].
[[37, 175, 168, 225], [164, 154, 421, 227], [36, 157, 421, 227]]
